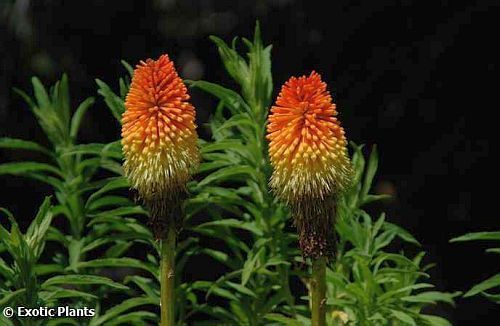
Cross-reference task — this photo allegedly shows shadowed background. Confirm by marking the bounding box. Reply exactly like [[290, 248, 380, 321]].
[[1, 0, 498, 324]]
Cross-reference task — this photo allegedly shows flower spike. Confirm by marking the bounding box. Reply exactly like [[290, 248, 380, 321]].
[[121, 54, 199, 238], [267, 71, 353, 258]]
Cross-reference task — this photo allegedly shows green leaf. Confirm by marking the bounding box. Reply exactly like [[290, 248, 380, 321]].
[[124, 276, 159, 300], [0, 162, 62, 177], [390, 310, 416, 326], [41, 275, 128, 290], [0, 288, 26, 306], [242, 247, 263, 286], [75, 258, 157, 278], [121, 60, 134, 77], [104, 312, 157, 326], [226, 281, 257, 298], [32, 76, 51, 109], [464, 273, 500, 297], [96, 79, 125, 122], [450, 231, 500, 242], [383, 222, 420, 246], [208, 36, 249, 87], [0, 316, 14, 326], [54, 74, 71, 126], [264, 313, 301, 325], [420, 315, 452, 326], [402, 291, 460, 305], [198, 165, 257, 187], [361, 145, 378, 199], [187, 80, 251, 114], [40, 289, 98, 301], [68, 239, 84, 271], [89, 297, 157, 326], [86, 177, 129, 204], [86, 195, 133, 211], [34, 263, 65, 276], [197, 218, 263, 236], [200, 248, 238, 269], [90, 206, 147, 219], [67, 142, 122, 160], [0, 138, 51, 155], [70, 97, 95, 139]]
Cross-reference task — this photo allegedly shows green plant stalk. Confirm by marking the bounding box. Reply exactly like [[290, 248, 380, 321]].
[[160, 226, 176, 326], [311, 257, 326, 326]]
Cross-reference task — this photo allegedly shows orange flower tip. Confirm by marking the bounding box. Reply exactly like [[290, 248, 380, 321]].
[[121, 54, 199, 201], [267, 71, 353, 203]]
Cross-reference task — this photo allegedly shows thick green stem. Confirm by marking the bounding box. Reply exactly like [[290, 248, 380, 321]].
[[160, 227, 176, 326], [311, 257, 326, 326]]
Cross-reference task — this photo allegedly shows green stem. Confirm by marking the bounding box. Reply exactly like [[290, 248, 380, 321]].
[[160, 227, 176, 326], [311, 257, 326, 326]]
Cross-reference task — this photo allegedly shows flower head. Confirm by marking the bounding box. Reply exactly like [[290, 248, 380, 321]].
[[267, 71, 352, 257], [267, 71, 352, 203], [121, 54, 199, 237]]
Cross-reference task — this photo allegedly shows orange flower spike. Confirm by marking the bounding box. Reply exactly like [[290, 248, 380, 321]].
[[267, 71, 352, 205], [121, 55, 199, 236]]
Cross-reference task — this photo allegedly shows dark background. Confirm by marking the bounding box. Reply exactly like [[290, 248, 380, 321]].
[[1, 0, 498, 324]]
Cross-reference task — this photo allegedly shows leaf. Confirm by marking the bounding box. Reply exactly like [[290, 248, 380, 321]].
[[197, 218, 263, 236], [0, 288, 26, 306], [40, 289, 98, 301], [35, 264, 64, 276], [0, 316, 14, 326], [200, 249, 238, 269], [75, 258, 157, 278], [383, 222, 420, 246], [104, 312, 157, 326], [96, 79, 125, 122], [242, 247, 263, 286], [264, 313, 301, 326], [450, 231, 500, 242], [124, 276, 159, 300], [187, 80, 251, 114], [86, 177, 129, 204], [68, 239, 84, 271], [0, 138, 51, 156], [53, 74, 71, 126], [32, 76, 51, 109], [0, 258, 14, 279], [361, 145, 378, 199], [390, 310, 416, 326], [86, 195, 133, 211], [67, 142, 122, 159], [121, 60, 134, 77], [226, 281, 257, 298], [89, 297, 157, 326], [26, 196, 53, 256], [402, 291, 460, 305], [90, 206, 147, 218], [0, 162, 62, 177], [464, 273, 500, 297], [41, 275, 128, 290], [26, 196, 52, 238], [421, 315, 452, 326], [70, 97, 95, 139], [208, 36, 249, 88], [198, 165, 257, 187]]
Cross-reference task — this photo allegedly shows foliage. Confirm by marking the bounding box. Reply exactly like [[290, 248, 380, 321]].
[[184, 23, 299, 325], [1, 75, 156, 324], [0, 198, 128, 326], [450, 231, 500, 303], [0, 23, 459, 325]]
